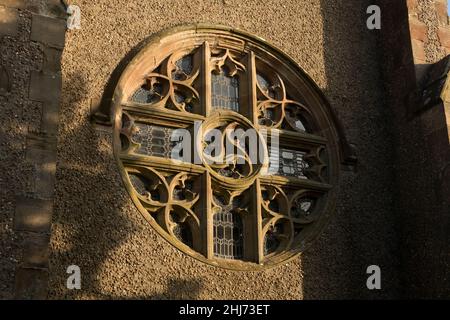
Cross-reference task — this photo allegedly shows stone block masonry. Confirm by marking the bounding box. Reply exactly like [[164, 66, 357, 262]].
[[0, 0, 66, 299], [0, 6, 18, 37], [378, 0, 450, 298], [407, 0, 450, 79]]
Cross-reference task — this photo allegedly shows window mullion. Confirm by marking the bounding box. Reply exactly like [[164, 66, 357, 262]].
[[201, 41, 212, 117], [200, 42, 214, 259], [242, 179, 264, 263], [248, 51, 258, 124], [200, 171, 214, 259], [246, 52, 266, 263]]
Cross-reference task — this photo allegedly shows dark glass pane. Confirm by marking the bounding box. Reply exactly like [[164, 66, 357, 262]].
[[291, 197, 316, 219], [128, 174, 147, 196], [257, 73, 277, 99], [263, 223, 283, 256], [128, 173, 161, 201], [172, 223, 193, 248], [130, 84, 163, 104], [172, 55, 193, 80]]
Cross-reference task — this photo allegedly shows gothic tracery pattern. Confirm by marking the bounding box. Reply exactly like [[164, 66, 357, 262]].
[[113, 27, 340, 269]]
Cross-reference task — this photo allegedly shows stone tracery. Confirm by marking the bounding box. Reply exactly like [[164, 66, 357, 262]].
[[112, 26, 341, 269]]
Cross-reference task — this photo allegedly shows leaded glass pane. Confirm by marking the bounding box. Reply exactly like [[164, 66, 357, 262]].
[[213, 196, 244, 259], [263, 223, 283, 255], [257, 73, 270, 92], [257, 73, 277, 99], [171, 212, 194, 248], [128, 173, 161, 201], [173, 223, 193, 247], [268, 147, 310, 178], [171, 55, 193, 80], [130, 84, 163, 104], [131, 123, 184, 160], [115, 30, 338, 269], [211, 67, 239, 112], [292, 197, 316, 218]]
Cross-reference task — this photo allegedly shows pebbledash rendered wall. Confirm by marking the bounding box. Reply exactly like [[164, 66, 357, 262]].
[[1, 0, 449, 299], [47, 0, 400, 299]]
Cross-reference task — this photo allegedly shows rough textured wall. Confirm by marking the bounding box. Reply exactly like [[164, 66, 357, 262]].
[[303, 1, 400, 299], [48, 0, 399, 299]]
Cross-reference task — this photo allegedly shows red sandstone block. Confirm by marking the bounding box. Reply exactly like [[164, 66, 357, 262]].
[[14, 268, 48, 299], [411, 39, 426, 62], [42, 47, 62, 73], [29, 71, 61, 102], [20, 234, 50, 269], [41, 102, 60, 135], [438, 27, 450, 48], [409, 18, 428, 42], [14, 197, 53, 233], [30, 14, 66, 48], [0, 0, 26, 9], [435, 0, 449, 25], [0, 0, 66, 18], [407, 0, 418, 10], [0, 6, 18, 37]]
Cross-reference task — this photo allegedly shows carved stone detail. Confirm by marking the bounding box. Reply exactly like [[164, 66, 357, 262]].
[[111, 25, 342, 270]]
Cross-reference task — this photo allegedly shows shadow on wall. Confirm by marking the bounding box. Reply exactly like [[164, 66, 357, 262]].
[[49, 3, 407, 299], [299, 0, 401, 299], [48, 70, 203, 299], [376, 0, 450, 298]]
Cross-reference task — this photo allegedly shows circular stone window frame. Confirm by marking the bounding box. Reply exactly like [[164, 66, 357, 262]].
[[110, 24, 349, 271]]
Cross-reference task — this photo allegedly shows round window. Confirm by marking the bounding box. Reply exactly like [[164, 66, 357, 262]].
[[112, 24, 341, 270]]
